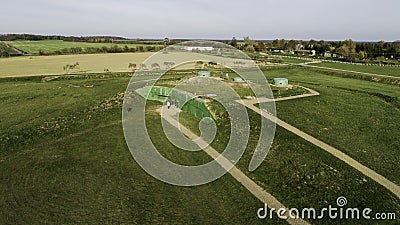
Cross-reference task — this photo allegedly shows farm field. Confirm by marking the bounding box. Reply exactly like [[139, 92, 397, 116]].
[[5, 40, 163, 55], [0, 52, 153, 77], [313, 61, 400, 77], [1, 63, 399, 224]]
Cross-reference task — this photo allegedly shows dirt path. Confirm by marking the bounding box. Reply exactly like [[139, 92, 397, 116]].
[[252, 86, 319, 103], [302, 64, 400, 79], [161, 106, 310, 225], [263, 52, 399, 79], [2, 42, 29, 56], [242, 100, 400, 199]]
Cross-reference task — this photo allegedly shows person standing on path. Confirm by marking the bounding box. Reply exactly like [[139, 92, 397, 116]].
[[166, 99, 171, 109]]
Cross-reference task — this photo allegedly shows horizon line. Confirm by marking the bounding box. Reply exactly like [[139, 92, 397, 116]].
[[1, 33, 399, 43]]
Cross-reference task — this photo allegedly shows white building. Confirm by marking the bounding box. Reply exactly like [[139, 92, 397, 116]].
[[184, 46, 214, 51]]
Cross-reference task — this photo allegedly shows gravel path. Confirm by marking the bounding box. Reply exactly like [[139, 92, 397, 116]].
[[162, 106, 310, 225], [242, 96, 400, 199]]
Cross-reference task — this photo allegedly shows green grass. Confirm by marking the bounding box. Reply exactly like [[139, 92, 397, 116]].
[[0, 112, 283, 224], [314, 61, 400, 77], [181, 99, 400, 225], [263, 66, 400, 98], [0, 42, 20, 57], [179, 67, 400, 223], [280, 57, 312, 64], [0, 75, 131, 155], [0, 75, 287, 224], [275, 84, 400, 184], [5, 40, 163, 55], [263, 67, 400, 184], [271, 85, 309, 98], [1, 69, 399, 224]]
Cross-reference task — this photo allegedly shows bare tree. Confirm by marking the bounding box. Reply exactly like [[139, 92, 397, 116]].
[[128, 63, 137, 74], [164, 61, 175, 69], [63, 62, 79, 74], [195, 61, 204, 69], [139, 63, 147, 70], [151, 63, 161, 70]]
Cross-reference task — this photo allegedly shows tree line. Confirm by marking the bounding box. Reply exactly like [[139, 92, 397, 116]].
[[0, 34, 126, 43], [227, 37, 400, 62], [2, 34, 399, 62], [0, 34, 168, 45], [38, 45, 163, 56]]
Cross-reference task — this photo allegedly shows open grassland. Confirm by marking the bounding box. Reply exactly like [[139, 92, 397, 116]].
[[263, 66, 400, 98], [1, 117, 280, 224], [182, 109, 400, 225], [0, 74, 286, 224], [0, 52, 153, 77], [279, 57, 313, 64], [313, 61, 400, 77], [1, 66, 399, 224], [263, 66, 400, 184], [0, 42, 20, 56], [175, 79, 400, 224], [5, 40, 163, 55]]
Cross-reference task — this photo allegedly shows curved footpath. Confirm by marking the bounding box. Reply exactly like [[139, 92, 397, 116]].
[[162, 106, 310, 225], [301, 64, 400, 79], [162, 85, 399, 224], [240, 89, 400, 200]]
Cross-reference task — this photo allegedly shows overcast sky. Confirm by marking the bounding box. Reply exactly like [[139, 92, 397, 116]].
[[1, 0, 399, 41]]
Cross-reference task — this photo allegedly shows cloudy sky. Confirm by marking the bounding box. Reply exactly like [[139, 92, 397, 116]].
[[1, 0, 399, 41]]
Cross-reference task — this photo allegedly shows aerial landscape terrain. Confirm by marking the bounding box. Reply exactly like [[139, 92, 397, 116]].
[[0, 0, 399, 224]]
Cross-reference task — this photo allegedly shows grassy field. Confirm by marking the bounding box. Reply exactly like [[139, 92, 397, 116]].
[[0, 74, 289, 224], [1, 64, 399, 223], [279, 57, 312, 64], [313, 61, 400, 77], [174, 73, 400, 224], [183, 107, 400, 225], [5, 40, 163, 55], [263, 66, 400, 98], [263, 66, 400, 184], [0, 42, 20, 57], [0, 52, 153, 77]]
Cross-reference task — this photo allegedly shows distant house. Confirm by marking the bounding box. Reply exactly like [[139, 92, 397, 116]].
[[324, 51, 337, 58], [294, 50, 316, 56], [184, 46, 214, 51], [273, 49, 285, 53]]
